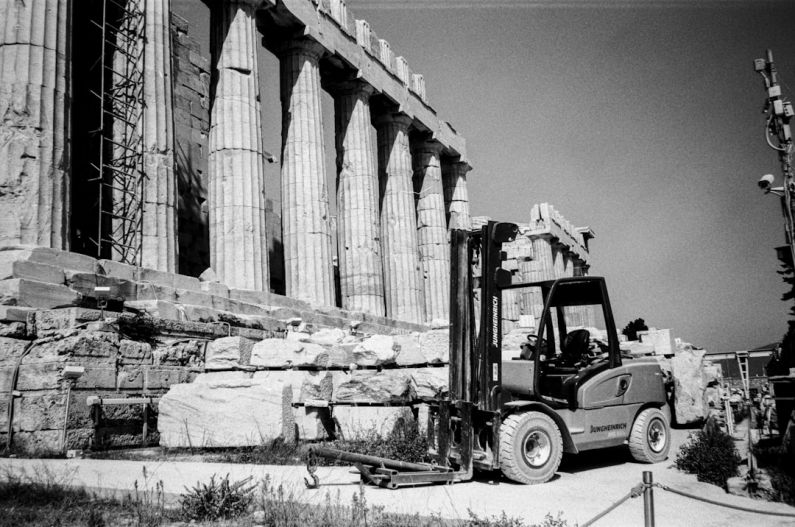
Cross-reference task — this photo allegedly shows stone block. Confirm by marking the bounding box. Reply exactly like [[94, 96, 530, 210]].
[[304, 328, 347, 346], [96, 259, 137, 282], [118, 340, 153, 364], [205, 336, 256, 370], [201, 281, 229, 298], [671, 348, 707, 424], [419, 329, 449, 364], [30, 308, 105, 333], [2, 430, 63, 455], [76, 366, 119, 390], [327, 343, 357, 368], [10, 393, 67, 431], [0, 306, 34, 322], [117, 366, 145, 390], [125, 300, 182, 321], [158, 372, 292, 447], [352, 335, 397, 366], [294, 406, 333, 441], [0, 322, 26, 339], [144, 366, 190, 391], [0, 279, 81, 309], [394, 334, 425, 366], [0, 337, 30, 361], [0, 260, 64, 285], [0, 246, 96, 273], [175, 289, 214, 307], [332, 406, 414, 440], [250, 339, 329, 368], [133, 283, 178, 302], [28, 332, 119, 363], [408, 367, 449, 400], [639, 329, 676, 356], [333, 370, 411, 403], [64, 272, 137, 302]]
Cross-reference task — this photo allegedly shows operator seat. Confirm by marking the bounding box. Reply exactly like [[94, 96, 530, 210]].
[[560, 329, 590, 368]]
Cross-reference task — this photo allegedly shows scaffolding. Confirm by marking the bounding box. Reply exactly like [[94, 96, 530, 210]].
[[88, 0, 146, 266]]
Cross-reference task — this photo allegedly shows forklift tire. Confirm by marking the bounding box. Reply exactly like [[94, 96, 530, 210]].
[[628, 408, 670, 463], [499, 411, 563, 484]]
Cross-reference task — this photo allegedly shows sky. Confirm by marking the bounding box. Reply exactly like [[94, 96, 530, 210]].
[[173, 0, 795, 353]]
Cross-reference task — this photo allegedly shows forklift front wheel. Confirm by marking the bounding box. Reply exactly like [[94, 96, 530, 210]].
[[499, 412, 563, 485], [628, 407, 670, 463]]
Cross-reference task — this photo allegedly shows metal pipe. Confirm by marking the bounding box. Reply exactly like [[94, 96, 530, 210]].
[[309, 446, 442, 473], [643, 471, 655, 527]]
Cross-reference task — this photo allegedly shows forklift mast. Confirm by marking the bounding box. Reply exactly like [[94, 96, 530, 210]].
[[449, 221, 518, 410]]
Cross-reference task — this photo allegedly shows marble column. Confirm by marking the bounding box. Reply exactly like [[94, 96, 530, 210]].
[[0, 0, 70, 248], [140, 0, 177, 272], [442, 160, 471, 231], [279, 39, 334, 305], [528, 236, 555, 319], [332, 81, 385, 315], [376, 113, 424, 323], [413, 140, 449, 323], [208, 1, 269, 290]]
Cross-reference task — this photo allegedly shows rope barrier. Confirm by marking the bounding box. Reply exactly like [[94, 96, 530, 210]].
[[655, 483, 795, 518], [580, 475, 795, 526], [580, 485, 643, 527]]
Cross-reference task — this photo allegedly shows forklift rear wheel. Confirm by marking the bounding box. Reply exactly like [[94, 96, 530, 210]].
[[499, 411, 563, 484], [628, 408, 670, 463]]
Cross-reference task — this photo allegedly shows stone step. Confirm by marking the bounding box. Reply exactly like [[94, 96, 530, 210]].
[[0, 279, 81, 309]]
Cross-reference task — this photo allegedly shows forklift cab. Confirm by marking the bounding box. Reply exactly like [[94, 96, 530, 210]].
[[506, 278, 622, 409]]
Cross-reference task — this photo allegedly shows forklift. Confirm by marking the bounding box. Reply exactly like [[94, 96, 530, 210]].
[[307, 221, 670, 487]]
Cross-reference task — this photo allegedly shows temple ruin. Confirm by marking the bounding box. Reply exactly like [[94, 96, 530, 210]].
[[0, 0, 595, 453]]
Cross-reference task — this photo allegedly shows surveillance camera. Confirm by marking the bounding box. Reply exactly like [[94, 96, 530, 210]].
[[759, 173, 775, 191]]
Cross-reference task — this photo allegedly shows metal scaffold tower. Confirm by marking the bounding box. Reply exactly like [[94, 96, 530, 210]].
[[88, 0, 146, 266]]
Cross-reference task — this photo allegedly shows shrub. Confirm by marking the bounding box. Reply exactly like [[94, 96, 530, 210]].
[[675, 422, 740, 487], [329, 416, 430, 464], [180, 473, 256, 522]]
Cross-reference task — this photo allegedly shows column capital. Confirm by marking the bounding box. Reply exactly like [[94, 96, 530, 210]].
[[278, 37, 326, 61], [328, 79, 375, 99], [452, 160, 472, 175], [374, 111, 413, 131], [412, 139, 444, 156]]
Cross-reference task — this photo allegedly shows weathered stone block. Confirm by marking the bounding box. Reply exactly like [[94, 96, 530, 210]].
[[0, 279, 81, 309], [408, 367, 449, 400], [118, 340, 153, 364], [30, 308, 104, 333], [117, 366, 145, 390], [352, 335, 397, 366], [394, 334, 425, 366], [144, 366, 189, 391], [125, 300, 182, 321], [12, 393, 67, 431], [201, 281, 229, 297], [332, 406, 414, 440], [0, 260, 64, 285], [0, 306, 34, 322], [175, 289, 214, 307], [294, 406, 333, 441], [28, 332, 119, 363], [96, 259, 137, 282], [419, 329, 449, 364], [205, 336, 256, 370], [304, 328, 346, 346], [0, 247, 96, 273], [158, 372, 292, 447], [65, 272, 137, 301], [76, 366, 119, 390], [671, 349, 707, 424], [0, 336, 29, 361], [333, 370, 411, 403], [0, 322, 26, 338], [250, 339, 329, 368]]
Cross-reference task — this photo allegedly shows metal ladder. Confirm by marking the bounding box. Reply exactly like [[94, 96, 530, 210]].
[[736, 350, 750, 398]]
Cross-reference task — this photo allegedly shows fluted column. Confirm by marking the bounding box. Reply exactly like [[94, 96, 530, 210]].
[[376, 113, 424, 323], [332, 81, 385, 315], [279, 38, 334, 305], [140, 0, 177, 271], [528, 236, 555, 319], [208, 1, 269, 290], [0, 0, 70, 248], [442, 160, 471, 231], [413, 140, 449, 324]]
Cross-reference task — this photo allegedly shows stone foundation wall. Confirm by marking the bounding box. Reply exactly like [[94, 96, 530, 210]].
[[0, 245, 441, 454]]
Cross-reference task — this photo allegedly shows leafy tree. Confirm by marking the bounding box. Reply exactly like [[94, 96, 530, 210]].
[[621, 318, 648, 341]]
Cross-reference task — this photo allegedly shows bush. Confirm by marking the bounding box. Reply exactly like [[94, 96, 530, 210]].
[[675, 422, 741, 487], [329, 416, 429, 464], [754, 441, 795, 505], [180, 473, 256, 522]]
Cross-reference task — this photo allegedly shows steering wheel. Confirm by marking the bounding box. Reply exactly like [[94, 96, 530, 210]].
[[520, 334, 548, 360]]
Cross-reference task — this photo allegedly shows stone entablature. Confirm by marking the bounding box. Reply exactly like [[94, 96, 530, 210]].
[[527, 203, 593, 266]]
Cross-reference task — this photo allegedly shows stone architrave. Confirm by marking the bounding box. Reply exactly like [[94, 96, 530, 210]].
[[412, 140, 449, 324], [279, 39, 334, 306], [442, 161, 471, 231], [332, 81, 385, 315], [208, 1, 270, 290], [140, 0, 177, 272], [0, 0, 70, 248], [375, 113, 424, 323]]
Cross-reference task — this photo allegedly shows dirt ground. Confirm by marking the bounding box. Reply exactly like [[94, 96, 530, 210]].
[[2, 427, 794, 526]]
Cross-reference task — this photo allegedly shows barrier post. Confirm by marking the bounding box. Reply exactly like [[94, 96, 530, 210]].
[[643, 471, 655, 527]]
